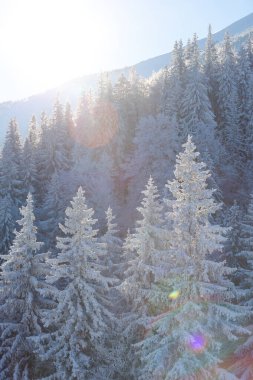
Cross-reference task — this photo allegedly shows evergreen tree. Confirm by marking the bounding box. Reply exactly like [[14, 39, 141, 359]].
[[216, 33, 242, 173], [120, 177, 164, 379], [122, 177, 164, 315], [235, 194, 253, 293], [0, 194, 47, 380], [0, 118, 24, 203], [237, 35, 253, 166], [36, 187, 112, 379], [204, 25, 219, 115], [101, 206, 122, 270], [75, 92, 93, 155], [223, 201, 243, 269], [179, 34, 217, 159], [35, 112, 52, 205], [23, 115, 39, 196], [228, 197, 253, 379], [0, 194, 17, 256], [50, 99, 73, 171], [124, 113, 178, 228], [38, 172, 66, 251], [0, 119, 25, 254], [97, 72, 113, 102], [161, 39, 185, 122], [136, 136, 249, 380]]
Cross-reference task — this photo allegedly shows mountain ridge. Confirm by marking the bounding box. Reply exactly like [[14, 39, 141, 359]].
[[1, 12, 253, 139]]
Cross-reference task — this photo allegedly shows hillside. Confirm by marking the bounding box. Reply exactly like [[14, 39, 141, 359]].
[[0, 12, 253, 139]]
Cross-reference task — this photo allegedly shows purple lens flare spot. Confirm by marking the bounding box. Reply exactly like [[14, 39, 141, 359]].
[[188, 333, 206, 353]]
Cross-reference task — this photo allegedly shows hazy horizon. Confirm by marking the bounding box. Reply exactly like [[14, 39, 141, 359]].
[[0, 0, 252, 102]]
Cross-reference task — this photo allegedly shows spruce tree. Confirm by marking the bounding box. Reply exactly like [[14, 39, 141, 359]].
[[120, 177, 164, 379], [0, 119, 25, 254], [23, 115, 39, 196], [216, 33, 242, 175], [161, 39, 185, 122], [0, 194, 47, 380], [36, 187, 112, 379], [235, 194, 253, 293], [136, 136, 249, 380], [122, 177, 164, 315], [179, 34, 217, 160], [101, 206, 121, 270], [204, 25, 219, 115]]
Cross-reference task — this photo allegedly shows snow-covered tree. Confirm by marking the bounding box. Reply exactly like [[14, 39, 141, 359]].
[[228, 195, 253, 379], [35, 112, 53, 205], [97, 72, 113, 102], [161, 39, 185, 122], [204, 25, 219, 115], [0, 194, 47, 380], [38, 172, 66, 251], [0, 119, 25, 254], [216, 33, 242, 174], [235, 194, 253, 292], [50, 99, 73, 172], [237, 35, 253, 181], [136, 136, 249, 380], [119, 177, 164, 379], [223, 201, 243, 269], [179, 34, 218, 160], [0, 118, 24, 204], [0, 194, 17, 256], [122, 177, 164, 314], [74, 92, 94, 157], [36, 187, 113, 379], [101, 206, 121, 268], [124, 113, 178, 228], [23, 115, 39, 196]]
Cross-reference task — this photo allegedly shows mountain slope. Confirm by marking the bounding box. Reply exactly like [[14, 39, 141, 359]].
[[0, 12, 253, 140]]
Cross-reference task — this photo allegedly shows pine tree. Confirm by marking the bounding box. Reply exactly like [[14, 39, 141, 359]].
[[36, 187, 112, 379], [38, 172, 66, 251], [161, 39, 185, 122], [97, 72, 113, 102], [120, 177, 164, 379], [0, 119, 25, 204], [124, 113, 178, 228], [0, 194, 16, 256], [23, 115, 39, 196], [179, 34, 218, 160], [204, 25, 219, 115], [235, 194, 253, 293], [50, 99, 73, 171], [0, 194, 47, 380], [122, 177, 164, 315], [75, 92, 93, 155], [0, 119, 25, 254], [216, 33, 242, 174], [223, 201, 243, 269], [101, 206, 121, 270], [237, 35, 253, 165], [228, 195, 253, 379], [136, 136, 249, 380], [35, 112, 52, 205]]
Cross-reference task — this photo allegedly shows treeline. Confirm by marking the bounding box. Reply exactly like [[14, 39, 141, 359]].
[[0, 137, 253, 379], [0, 26, 253, 379]]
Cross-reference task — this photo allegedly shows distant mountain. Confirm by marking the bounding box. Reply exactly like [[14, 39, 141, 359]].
[[1, 12, 253, 140]]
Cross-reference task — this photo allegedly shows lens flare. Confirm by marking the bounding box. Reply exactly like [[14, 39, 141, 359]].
[[168, 290, 180, 300], [74, 100, 119, 148], [188, 333, 207, 353]]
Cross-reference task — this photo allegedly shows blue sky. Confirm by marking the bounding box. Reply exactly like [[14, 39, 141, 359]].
[[0, 0, 252, 102]]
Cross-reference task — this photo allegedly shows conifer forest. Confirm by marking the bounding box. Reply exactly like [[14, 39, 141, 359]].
[[2, 20, 253, 380]]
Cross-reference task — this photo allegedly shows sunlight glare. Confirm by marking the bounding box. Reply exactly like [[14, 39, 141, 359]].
[[0, 0, 116, 95]]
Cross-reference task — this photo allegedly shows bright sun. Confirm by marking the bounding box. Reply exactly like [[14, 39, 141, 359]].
[[0, 0, 116, 97]]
